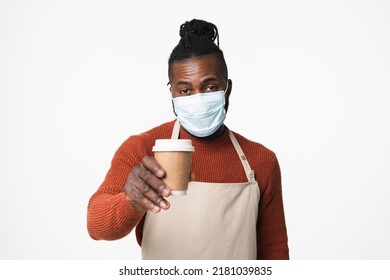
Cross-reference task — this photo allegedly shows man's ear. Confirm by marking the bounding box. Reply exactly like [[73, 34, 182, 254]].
[[225, 79, 232, 112], [168, 82, 174, 98]]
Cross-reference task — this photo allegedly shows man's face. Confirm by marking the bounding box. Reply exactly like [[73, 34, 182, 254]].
[[169, 55, 231, 104]]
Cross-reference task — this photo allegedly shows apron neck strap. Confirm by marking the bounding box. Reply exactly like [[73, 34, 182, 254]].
[[171, 120, 255, 182], [228, 130, 255, 182], [171, 120, 181, 139]]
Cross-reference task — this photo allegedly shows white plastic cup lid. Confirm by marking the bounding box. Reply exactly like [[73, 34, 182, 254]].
[[152, 139, 195, 152]]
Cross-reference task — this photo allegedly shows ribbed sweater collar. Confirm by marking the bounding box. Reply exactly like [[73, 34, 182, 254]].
[[177, 124, 232, 150]]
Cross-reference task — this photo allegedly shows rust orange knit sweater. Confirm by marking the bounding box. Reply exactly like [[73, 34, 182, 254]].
[[87, 120, 289, 260]]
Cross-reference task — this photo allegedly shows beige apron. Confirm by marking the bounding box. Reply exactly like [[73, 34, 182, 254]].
[[142, 121, 260, 259]]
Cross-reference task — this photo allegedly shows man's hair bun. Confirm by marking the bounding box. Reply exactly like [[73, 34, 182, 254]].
[[179, 19, 219, 46]]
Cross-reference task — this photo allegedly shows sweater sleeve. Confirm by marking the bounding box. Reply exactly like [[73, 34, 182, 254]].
[[256, 156, 289, 259], [87, 135, 148, 241]]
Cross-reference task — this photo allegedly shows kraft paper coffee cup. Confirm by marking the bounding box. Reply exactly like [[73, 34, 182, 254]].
[[152, 139, 195, 196]]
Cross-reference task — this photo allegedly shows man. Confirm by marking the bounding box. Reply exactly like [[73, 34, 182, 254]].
[[87, 19, 289, 260]]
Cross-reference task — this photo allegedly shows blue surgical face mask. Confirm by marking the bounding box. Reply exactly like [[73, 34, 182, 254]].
[[172, 86, 228, 137]]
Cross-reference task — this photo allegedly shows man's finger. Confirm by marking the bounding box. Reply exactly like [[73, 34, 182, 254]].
[[141, 155, 165, 178], [135, 162, 171, 197], [126, 169, 170, 210]]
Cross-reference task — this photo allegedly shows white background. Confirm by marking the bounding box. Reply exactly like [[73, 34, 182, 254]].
[[1, 0, 389, 260]]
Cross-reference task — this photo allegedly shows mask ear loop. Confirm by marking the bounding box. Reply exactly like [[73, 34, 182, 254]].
[[224, 81, 229, 113], [224, 81, 229, 94], [171, 99, 177, 116]]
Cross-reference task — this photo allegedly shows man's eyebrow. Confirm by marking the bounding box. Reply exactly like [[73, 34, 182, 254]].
[[173, 77, 220, 87], [200, 77, 219, 87], [174, 81, 192, 87]]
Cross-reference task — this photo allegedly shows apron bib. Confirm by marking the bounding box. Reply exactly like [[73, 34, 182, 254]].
[[142, 121, 260, 259]]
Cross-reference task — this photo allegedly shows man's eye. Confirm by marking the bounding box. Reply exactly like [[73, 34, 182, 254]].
[[205, 85, 217, 92], [180, 89, 191, 95]]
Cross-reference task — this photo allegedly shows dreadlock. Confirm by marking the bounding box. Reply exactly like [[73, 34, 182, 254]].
[[168, 19, 228, 80]]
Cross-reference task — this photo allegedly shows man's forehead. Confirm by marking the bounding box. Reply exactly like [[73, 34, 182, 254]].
[[170, 55, 224, 82]]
